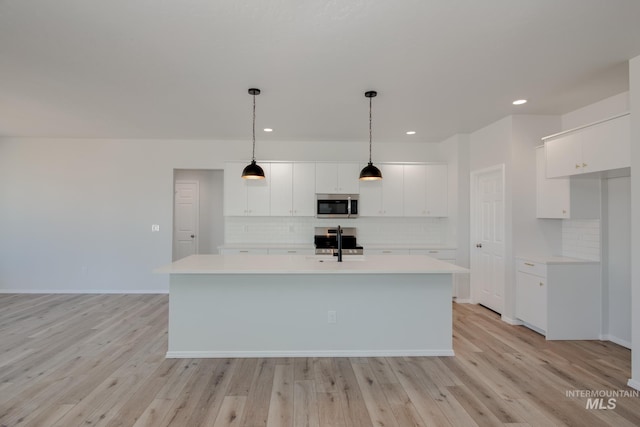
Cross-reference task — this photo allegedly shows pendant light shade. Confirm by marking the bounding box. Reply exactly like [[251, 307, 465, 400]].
[[360, 90, 382, 181], [242, 88, 265, 180]]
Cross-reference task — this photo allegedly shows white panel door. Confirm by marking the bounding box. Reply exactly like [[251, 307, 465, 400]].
[[471, 166, 505, 313], [173, 181, 199, 261]]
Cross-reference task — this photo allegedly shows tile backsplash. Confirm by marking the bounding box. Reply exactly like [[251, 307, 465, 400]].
[[225, 216, 445, 246], [562, 219, 600, 261]]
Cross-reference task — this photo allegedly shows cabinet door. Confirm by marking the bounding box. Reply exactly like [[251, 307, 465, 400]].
[[358, 173, 382, 216], [425, 164, 448, 217], [536, 147, 570, 219], [381, 164, 404, 216], [246, 163, 270, 216], [516, 271, 547, 332], [270, 163, 293, 216], [403, 164, 427, 216], [580, 114, 630, 174], [224, 162, 248, 216], [292, 163, 316, 216], [337, 163, 361, 193], [545, 133, 582, 178], [315, 163, 339, 193]]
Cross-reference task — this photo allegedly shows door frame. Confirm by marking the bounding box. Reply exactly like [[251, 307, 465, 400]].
[[469, 164, 506, 309], [173, 179, 200, 261]]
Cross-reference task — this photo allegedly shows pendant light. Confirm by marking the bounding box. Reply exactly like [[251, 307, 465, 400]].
[[242, 88, 265, 179], [359, 90, 383, 180]]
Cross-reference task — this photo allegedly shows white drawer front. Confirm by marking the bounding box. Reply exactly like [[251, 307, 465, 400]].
[[366, 249, 411, 255], [516, 259, 547, 277], [268, 249, 315, 255], [410, 249, 456, 259]]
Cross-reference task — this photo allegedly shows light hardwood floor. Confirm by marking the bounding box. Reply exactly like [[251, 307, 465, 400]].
[[1, 294, 638, 427]]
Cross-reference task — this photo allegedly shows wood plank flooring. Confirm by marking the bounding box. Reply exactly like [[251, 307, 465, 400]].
[[1, 294, 638, 426]]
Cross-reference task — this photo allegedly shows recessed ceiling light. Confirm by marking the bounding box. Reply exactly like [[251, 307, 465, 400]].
[[406, 131, 416, 135], [512, 99, 527, 105], [263, 128, 273, 132]]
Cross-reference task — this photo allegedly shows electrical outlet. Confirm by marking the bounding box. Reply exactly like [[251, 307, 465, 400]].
[[327, 310, 337, 324], [151, 224, 160, 232]]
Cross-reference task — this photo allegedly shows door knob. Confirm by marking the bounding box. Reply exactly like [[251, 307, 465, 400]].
[[190, 234, 195, 238], [476, 243, 482, 248]]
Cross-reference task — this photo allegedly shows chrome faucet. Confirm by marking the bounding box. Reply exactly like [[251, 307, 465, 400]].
[[336, 225, 343, 262]]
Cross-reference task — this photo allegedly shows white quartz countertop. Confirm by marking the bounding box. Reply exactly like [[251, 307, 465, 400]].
[[516, 255, 600, 265], [156, 254, 469, 275]]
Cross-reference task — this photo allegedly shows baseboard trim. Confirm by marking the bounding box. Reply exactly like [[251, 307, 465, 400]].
[[166, 349, 455, 359], [628, 378, 640, 392], [0, 289, 169, 294], [454, 298, 472, 304], [600, 334, 631, 349], [501, 316, 523, 326]]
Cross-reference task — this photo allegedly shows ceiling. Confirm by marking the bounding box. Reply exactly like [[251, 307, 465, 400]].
[[1, 0, 640, 143]]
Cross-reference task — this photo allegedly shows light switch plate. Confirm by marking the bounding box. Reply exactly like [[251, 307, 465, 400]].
[[151, 224, 160, 232]]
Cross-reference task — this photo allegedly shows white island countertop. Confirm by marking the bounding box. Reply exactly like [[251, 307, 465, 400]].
[[156, 254, 468, 275]]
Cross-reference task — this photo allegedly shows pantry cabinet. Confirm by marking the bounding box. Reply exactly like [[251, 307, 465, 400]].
[[544, 113, 630, 178]]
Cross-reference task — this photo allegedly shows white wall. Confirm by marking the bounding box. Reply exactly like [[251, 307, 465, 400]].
[[604, 177, 631, 346], [629, 55, 640, 390], [0, 137, 439, 292], [439, 134, 470, 300], [468, 115, 562, 321]]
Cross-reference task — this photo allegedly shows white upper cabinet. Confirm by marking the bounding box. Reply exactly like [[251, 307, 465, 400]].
[[536, 147, 570, 219], [359, 164, 404, 216], [269, 163, 294, 216], [224, 162, 271, 216], [403, 164, 448, 217], [315, 163, 360, 194], [545, 113, 630, 178], [291, 163, 316, 216], [270, 162, 315, 216]]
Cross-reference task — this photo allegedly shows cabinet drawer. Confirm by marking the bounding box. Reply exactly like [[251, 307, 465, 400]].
[[366, 249, 411, 255], [268, 249, 315, 255], [410, 249, 456, 259], [221, 248, 269, 255], [516, 259, 547, 277]]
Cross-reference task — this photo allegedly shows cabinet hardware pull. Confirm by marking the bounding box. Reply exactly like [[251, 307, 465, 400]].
[[582, 163, 587, 167], [539, 282, 544, 287], [562, 210, 566, 214], [429, 251, 437, 253], [575, 164, 580, 168], [240, 250, 249, 253], [383, 251, 392, 253], [524, 262, 535, 267]]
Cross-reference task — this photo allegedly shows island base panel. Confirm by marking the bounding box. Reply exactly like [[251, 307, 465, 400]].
[[167, 273, 453, 358]]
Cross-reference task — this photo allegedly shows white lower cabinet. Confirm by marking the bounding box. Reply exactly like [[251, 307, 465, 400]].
[[515, 257, 600, 339]]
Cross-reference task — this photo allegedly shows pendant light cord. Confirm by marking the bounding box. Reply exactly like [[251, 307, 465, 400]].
[[369, 95, 373, 163], [252, 92, 256, 162]]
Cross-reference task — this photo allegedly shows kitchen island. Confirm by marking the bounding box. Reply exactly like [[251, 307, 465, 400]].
[[156, 254, 468, 358]]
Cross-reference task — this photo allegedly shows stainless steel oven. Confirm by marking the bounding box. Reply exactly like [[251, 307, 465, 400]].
[[316, 194, 358, 218]]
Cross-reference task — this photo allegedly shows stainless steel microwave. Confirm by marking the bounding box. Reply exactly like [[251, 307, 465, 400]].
[[316, 194, 359, 218]]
